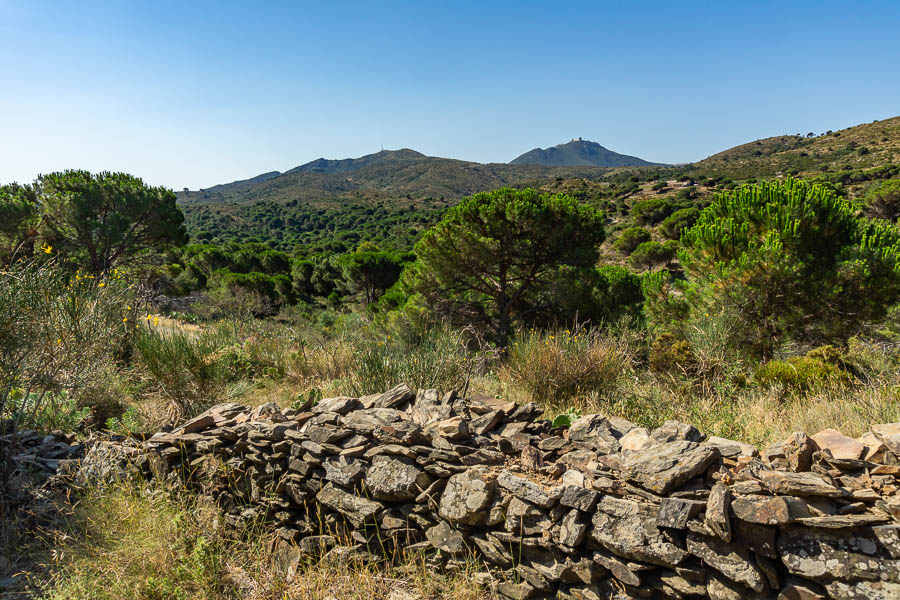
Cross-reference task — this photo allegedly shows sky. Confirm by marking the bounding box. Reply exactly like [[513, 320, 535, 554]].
[[1, 1, 899, 190]]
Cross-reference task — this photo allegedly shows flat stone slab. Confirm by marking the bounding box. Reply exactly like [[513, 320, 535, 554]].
[[622, 441, 719, 495], [811, 429, 865, 460]]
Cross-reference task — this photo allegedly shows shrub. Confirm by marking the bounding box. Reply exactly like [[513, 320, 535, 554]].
[[0, 259, 132, 437], [133, 326, 249, 422], [754, 354, 850, 391], [628, 240, 677, 270], [614, 226, 651, 255], [339, 324, 487, 397], [500, 327, 629, 404], [661, 207, 700, 239], [863, 179, 900, 221], [649, 333, 696, 375], [631, 198, 676, 225]]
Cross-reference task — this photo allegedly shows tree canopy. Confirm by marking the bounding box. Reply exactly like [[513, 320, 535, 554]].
[[663, 179, 900, 356], [32, 170, 187, 274], [409, 187, 606, 347]]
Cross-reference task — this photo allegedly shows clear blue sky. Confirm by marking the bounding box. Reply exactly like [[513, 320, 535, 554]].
[[2, 1, 898, 190]]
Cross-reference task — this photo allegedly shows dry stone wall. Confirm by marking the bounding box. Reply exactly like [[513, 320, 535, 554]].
[[128, 385, 900, 600]]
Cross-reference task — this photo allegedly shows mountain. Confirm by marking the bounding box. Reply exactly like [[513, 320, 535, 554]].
[[287, 149, 428, 175], [180, 149, 614, 207], [510, 138, 663, 167]]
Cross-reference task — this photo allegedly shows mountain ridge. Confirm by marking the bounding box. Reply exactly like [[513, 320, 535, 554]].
[[510, 138, 663, 167]]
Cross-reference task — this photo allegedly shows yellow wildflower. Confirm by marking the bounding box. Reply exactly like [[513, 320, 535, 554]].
[[41, 244, 52, 254], [97, 282, 105, 287]]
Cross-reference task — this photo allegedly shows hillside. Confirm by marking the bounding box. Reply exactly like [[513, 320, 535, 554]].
[[695, 116, 900, 181], [178, 116, 900, 253], [510, 138, 662, 167]]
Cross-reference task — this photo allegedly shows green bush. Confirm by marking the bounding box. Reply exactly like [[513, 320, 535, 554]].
[[863, 179, 900, 221], [133, 326, 250, 421], [0, 259, 132, 438], [614, 227, 651, 255], [676, 179, 900, 357], [629, 240, 677, 270], [754, 354, 850, 391], [631, 198, 676, 225], [661, 207, 700, 239]]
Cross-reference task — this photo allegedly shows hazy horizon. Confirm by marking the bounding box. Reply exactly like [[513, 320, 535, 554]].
[[2, 0, 898, 190]]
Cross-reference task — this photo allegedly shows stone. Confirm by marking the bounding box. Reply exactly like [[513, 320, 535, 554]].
[[470, 410, 503, 435], [270, 538, 303, 577], [560, 469, 585, 488], [425, 520, 466, 554], [811, 429, 865, 460], [520, 445, 543, 472], [783, 432, 819, 472], [505, 497, 551, 536], [315, 484, 382, 528], [567, 414, 622, 454], [470, 534, 513, 568], [778, 525, 900, 583], [311, 396, 361, 415], [733, 520, 778, 559], [515, 564, 552, 591], [731, 495, 811, 525], [365, 455, 431, 501], [778, 578, 826, 600], [871, 423, 900, 455], [557, 509, 588, 546], [873, 525, 900, 559], [650, 420, 704, 443], [496, 582, 537, 600], [559, 485, 599, 512], [299, 535, 337, 555], [686, 532, 767, 593], [656, 497, 705, 529], [428, 416, 469, 440], [591, 496, 688, 567], [438, 467, 497, 526], [619, 427, 652, 452], [622, 440, 719, 495], [497, 470, 558, 509], [706, 483, 732, 542], [825, 580, 900, 600], [706, 572, 770, 600], [409, 389, 453, 427], [704, 435, 758, 458], [591, 550, 641, 586], [373, 383, 415, 408], [758, 470, 842, 497], [858, 432, 888, 462], [322, 455, 365, 487], [343, 408, 407, 433]]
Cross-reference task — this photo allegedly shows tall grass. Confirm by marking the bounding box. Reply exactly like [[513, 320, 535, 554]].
[[32, 482, 488, 600], [132, 326, 250, 423], [499, 326, 634, 409], [339, 325, 485, 397]]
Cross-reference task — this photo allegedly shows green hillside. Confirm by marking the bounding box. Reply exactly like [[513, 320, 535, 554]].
[[179, 116, 900, 254]]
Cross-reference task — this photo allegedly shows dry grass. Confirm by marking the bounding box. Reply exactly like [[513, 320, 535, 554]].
[[498, 326, 635, 410], [24, 483, 492, 600]]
